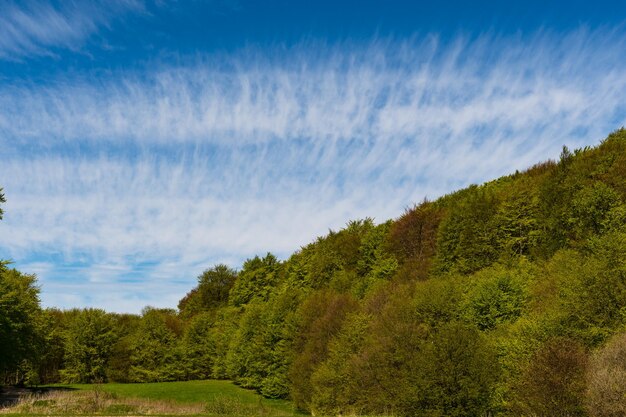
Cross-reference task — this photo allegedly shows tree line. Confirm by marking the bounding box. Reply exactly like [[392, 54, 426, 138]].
[[2, 129, 626, 416]]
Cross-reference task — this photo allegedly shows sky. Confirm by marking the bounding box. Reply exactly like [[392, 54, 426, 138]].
[[1, 1, 626, 313]]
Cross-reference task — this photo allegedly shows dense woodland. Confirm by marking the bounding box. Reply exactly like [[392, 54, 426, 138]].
[[2, 129, 626, 416]]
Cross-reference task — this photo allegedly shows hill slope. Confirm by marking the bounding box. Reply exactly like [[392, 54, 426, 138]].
[[2, 129, 626, 417]]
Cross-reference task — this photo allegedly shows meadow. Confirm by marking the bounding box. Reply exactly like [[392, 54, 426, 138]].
[[0, 380, 303, 416]]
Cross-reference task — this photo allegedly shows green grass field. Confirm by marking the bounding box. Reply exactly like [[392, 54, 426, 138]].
[[66, 380, 296, 411], [76, 380, 294, 412], [1, 380, 305, 416]]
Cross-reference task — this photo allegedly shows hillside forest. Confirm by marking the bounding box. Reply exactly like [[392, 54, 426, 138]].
[[2, 129, 626, 417]]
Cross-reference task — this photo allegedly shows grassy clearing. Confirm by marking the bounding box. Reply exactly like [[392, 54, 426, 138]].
[[0, 380, 304, 416]]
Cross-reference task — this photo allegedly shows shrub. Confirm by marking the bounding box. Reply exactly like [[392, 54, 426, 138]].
[[586, 332, 626, 417], [513, 337, 588, 417]]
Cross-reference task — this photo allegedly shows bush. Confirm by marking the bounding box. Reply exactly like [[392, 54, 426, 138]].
[[513, 337, 588, 417], [586, 332, 626, 417]]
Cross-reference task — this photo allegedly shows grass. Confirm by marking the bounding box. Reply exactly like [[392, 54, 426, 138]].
[[66, 380, 297, 413], [0, 380, 304, 416]]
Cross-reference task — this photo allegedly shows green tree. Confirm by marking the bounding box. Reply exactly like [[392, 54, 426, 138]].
[[512, 337, 588, 417], [106, 313, 141, 382], [129, 308, 184, 382], [553, 232, 626, 346], [206, 306, 240, 379], [310, 312, 371, 415], [289, 290, 359, 410], [225, 303, 266, 388], [412, 322, 499, 417], [230, 254, 281, 306], [568, 183, 621, 240], [181, 312, 216, 380], [178, 264, 238, 318], [435, 186, 500, 274], [60, 309, 116, 383], [463, 262, 532, 331], [0, 265, 44, 382], [36, 308, 71, 383], [493, 180, 541, 257]]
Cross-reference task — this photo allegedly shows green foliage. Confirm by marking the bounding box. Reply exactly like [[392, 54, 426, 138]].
[[410, 322, 499, 417], [309, 312, 371, 415], [285, 220, 375, 291], [178, 264, 238, 318], [60, 308, 116, 383], [289, 290, 358, 410], [105, 313, 141, 382], [208, 306, 240, 379], [225, 303, 266, 388], [512, 337, 588, 417], [551, 233, 626, 346], [568, 182, 621, 239], [493, 179, 541, 257], [0, 266, 44, 377], [462, 261, 532, 331], [351, 282, 432, 414], [225, 289, 302, 398], [180, 311, 216, 380], [258, 289, 303, 398], [435, 185, 500, 274], [351, 220, 398, 297], [128, 308, 185, 382], [230, 253, 281, 306]]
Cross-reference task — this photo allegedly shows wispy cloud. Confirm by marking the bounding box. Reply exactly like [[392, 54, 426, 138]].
[[4, 31, 625, 144], [0, 0, 143, 60], [1, 29, 626, 312]]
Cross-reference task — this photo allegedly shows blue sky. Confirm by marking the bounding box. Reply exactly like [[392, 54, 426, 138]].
[[1, 1, 626, 313]]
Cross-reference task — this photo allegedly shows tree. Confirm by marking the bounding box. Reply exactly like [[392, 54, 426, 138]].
[[412, 322, 499, 417], [0, 265, 44, 382], [60, 309, 116, 383], [435, 186, 500, 274], [493, 180, 541, 257], [289, 290, 358, 410], [196, 307, 233, 379], [129, 308, 184, 382], [36, 308, 71, 384], [512, 337, 588, 417], [386, 202, 443, 280], [568, 183, 621, 240], [179, 264, 237, 318], [310, 312, 371, 415], [105, 313, 141, 382], [229, 254, 281, 306], [180, 312, 216, 380], [463, 262, 531, 331]]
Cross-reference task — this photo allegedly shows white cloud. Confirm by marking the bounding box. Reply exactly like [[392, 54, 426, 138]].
[[2, 32, 624, 145], [0, 0, 143, 59], [1, 30, 626, 312]]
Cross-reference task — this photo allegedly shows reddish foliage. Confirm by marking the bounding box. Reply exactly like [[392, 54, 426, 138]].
[[386, 202, 443, 280]]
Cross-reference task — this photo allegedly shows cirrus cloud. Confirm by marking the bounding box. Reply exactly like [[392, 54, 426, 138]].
[[1, 30, 626, 312]]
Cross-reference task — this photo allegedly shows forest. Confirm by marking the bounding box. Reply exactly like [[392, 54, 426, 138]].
[[2, 129, 626, 417]]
